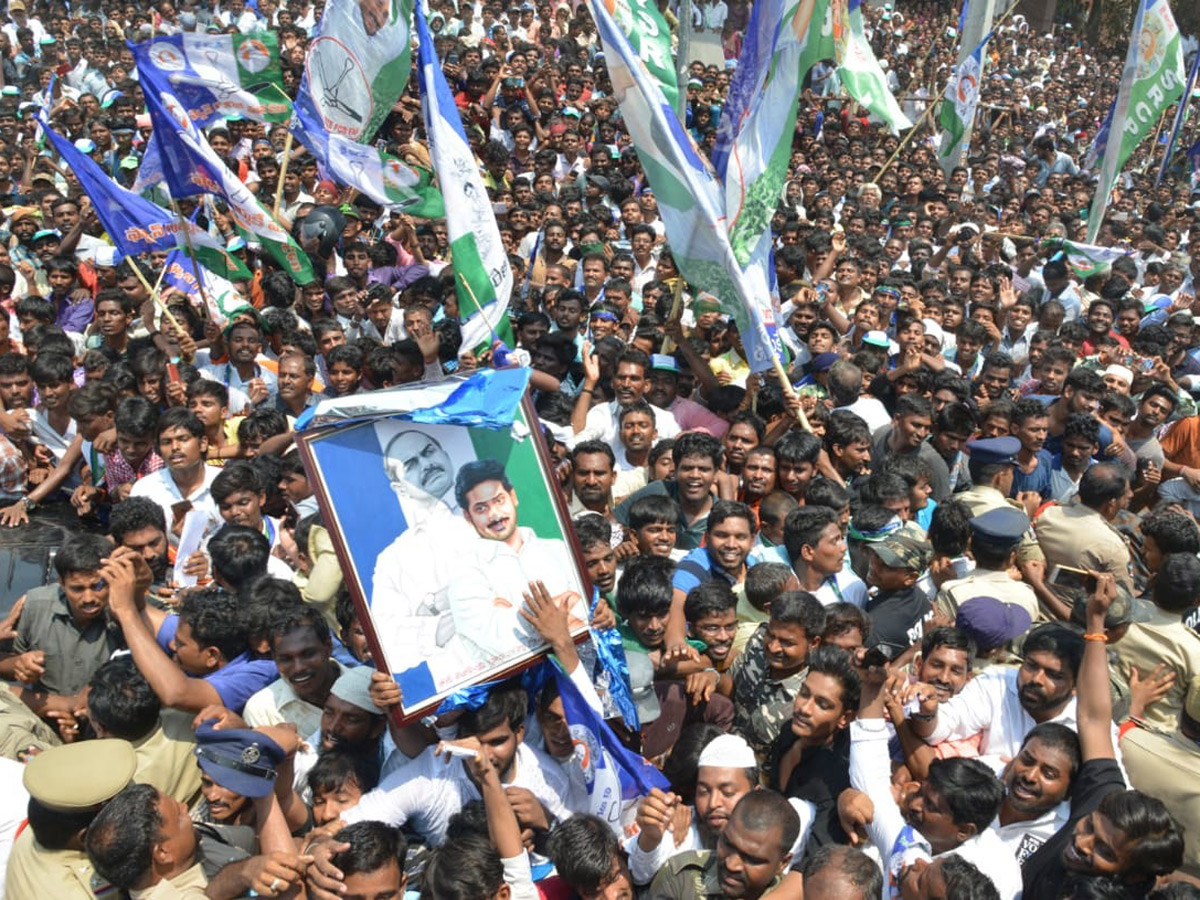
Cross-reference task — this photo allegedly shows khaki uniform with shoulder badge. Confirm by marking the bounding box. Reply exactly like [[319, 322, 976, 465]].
[[5, 739, 137, 899]]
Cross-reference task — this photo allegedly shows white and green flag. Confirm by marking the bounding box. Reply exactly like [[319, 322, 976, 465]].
[[938, 32, 991, 170], [1087, 0, 1185, 241], [834, 0, 911, 134], [603, 0, 680, 111], [294, 101, 445, 218], [712, 0, 826, 317], [295, 0, 415, 142], [415, 7, 513, 351], [584, 0, 784, 373], [326, 137, 445, 218], [1056, 239, 1132, 279], [130, 32, 292, 126], [162, 247, 253, 328]]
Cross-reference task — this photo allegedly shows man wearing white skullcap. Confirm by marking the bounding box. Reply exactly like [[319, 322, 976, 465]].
[[624, 734, 814, 886]]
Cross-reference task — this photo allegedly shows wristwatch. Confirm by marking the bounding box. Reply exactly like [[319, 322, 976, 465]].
[[22, 497, 37, 512]]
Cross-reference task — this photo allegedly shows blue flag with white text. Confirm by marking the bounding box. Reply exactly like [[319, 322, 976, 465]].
[[37, 113, 216, 258], [553, 665, 669, 802]]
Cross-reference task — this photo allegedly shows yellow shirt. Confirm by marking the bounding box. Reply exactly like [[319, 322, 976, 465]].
[[709, 349, 751, 388]]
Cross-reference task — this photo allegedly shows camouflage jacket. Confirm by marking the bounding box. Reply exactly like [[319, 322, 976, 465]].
[[730, 624, 807, 768]]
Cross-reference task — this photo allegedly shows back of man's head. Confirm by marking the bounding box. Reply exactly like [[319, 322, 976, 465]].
[[546, 815, 627, 895], [800, 845, 883, 900], [207, 524, 270, 590], [85, 783, 162, 891], [927, 758, 1005, 840], [331, 821, 408, 888], [87, 655, 161, 741]]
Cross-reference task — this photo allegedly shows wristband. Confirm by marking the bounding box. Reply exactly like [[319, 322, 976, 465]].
[[1082, 632, 1108, 642]]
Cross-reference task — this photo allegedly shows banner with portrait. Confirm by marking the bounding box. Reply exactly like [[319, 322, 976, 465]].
[[295, 370, 591, 723]]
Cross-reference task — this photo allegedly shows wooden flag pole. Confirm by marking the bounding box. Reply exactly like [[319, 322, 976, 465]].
[[273, 131, 295, 220], [877, 98, 941, 182], [169, 200, 216, 321], [128, 255, 182, 335], [660, 278, 684, 355]]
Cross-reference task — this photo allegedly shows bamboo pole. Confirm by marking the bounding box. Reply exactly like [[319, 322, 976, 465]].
[[273, 131, 295, 220]]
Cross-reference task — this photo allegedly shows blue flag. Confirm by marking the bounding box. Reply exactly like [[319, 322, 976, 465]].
[[553, 665, 669, 802], [36, 112, 218, 258], [138, 68, 315, 283]]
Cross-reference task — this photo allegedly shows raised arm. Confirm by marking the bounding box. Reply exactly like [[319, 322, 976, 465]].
[[101, 551, 222, 713], [1078, 572, 1117, 761]]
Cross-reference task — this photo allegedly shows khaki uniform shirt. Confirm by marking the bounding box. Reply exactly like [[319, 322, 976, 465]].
[[1034, 504, 1133, 593], [936, 568, 1042, 622], [646, 850, 783, 900], [0, 687, 60, 760], [133, 711, 203, 809], [1122, 727, 1200, 878], [130, 863, 208, 900], [955, 485, 1044, 565], [5, 829, 112, 900], [1113, 607, 1200, 731]]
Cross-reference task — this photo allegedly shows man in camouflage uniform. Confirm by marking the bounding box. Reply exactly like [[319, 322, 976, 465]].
[[728, 592, 826, 767], [646, 791, 799, 900]]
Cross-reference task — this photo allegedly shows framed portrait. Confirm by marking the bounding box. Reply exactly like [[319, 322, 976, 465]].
[[296, 389, 592, 723]]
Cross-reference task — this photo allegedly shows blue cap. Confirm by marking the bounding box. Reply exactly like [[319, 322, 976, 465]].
[[194, 723, 284, 798], [968, 506, 1030, 551], [810, 351, 839, 373], [650, 353, 679, 373], [966, 436, 1021, 466], [956, 596, 1032, 651]]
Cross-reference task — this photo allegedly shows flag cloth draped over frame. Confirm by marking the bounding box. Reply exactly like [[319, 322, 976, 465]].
[[552, 665, 670, 803], [583, 0, 785, 374], [414, 3, 514, 351], [1086, 0, 1185, 242], [293, 0, 415, 143], [129, 32, 291, 127]]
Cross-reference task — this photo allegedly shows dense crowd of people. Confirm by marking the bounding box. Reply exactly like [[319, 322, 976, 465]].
[[0, 0, 1195, 898]]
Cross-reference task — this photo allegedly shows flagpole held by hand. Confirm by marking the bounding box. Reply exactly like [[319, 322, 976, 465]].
[[273, 131, 295, 220], [128, 255, 182, 335], [169, 200, 216, 324]]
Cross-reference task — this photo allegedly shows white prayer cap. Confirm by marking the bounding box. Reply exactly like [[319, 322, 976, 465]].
[[922, 319, 945, 348], [1102, 365, 1133, 387], [330, 666, 377, 714], [698, 734, 757, 770]]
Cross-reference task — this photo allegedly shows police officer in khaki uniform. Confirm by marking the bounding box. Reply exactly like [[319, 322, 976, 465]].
[[646, 791, 798, 900], [1121, 675, 1200, 878], [954, 437, 1045, 566], [1035, 463, 1135, 593], [936, 507, 1042, 621], [1111, 553, 1200, 732], [5, 739, 137, 899]]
